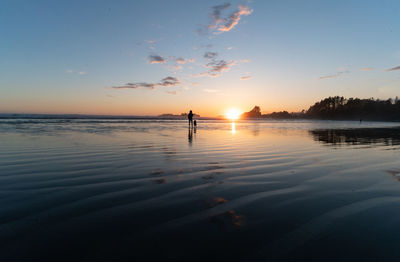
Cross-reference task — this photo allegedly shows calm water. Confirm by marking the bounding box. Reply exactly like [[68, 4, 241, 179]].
[[2, 119, 400, 261]]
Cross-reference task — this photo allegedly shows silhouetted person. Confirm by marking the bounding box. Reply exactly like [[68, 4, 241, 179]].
[[194, 120, 197, 127], [188, 110, 193, 127]]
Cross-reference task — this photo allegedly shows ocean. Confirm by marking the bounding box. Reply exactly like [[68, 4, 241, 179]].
[[1, 119, 400, 261]]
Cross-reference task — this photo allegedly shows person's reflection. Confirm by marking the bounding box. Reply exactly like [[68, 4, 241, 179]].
[[188, 126, 193, 145]]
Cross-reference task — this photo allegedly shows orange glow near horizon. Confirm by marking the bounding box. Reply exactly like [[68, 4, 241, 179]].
[[225, 108, 242, 120]]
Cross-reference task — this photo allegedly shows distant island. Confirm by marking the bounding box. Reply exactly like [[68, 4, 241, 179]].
[[242, 96, 400, 121], [158, 113, 200, 119]]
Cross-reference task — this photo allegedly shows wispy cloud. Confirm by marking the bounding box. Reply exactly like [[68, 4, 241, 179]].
[[362, 67, 373, 71], [112, 82, 156, 90], [159, 76, 180, 86], [386, 65, 400, 72], [318, 70, 350, 80], [204, 51, 218, 59], [196, 51, 236, 77], [199, 3, 253, 35], [175, 57, 187, 64], [198, 59, 236, 77], [217, 5, 253, 32], [209, 3, 231, 29], [240, 75, 252, 80], [145, 39, 157, 50], [112, 76, 180, 90], [148, 55, 166, 64], [78, 71, 86, 75], [174, 57, 194, 64]]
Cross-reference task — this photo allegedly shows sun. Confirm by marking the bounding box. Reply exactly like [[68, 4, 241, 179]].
[[225, 108, 242, 120]]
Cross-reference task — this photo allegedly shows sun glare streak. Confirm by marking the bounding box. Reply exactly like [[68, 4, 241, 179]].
[[231, 122, 236, 134], [226, 108, 241, 120]]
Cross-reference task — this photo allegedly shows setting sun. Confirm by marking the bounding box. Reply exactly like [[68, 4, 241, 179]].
[[225, 108, 242, 120]]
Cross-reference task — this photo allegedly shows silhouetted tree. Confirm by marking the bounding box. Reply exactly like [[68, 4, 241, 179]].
[[241, 96, 400, 121], [242, 106, 262, 118], [306, 96, 400, 121]]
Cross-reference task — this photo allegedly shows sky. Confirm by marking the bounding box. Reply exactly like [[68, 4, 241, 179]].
[[1, 0, 400, 116]]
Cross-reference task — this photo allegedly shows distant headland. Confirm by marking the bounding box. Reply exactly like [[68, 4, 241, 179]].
[[242, 96, 400, 121]]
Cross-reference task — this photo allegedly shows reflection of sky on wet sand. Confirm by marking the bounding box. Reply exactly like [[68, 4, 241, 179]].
[[1, 119, 400, 261]]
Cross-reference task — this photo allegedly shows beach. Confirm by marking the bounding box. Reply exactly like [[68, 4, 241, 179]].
[[1, 119, 400, 261]]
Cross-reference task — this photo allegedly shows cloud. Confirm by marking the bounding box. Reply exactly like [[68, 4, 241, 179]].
[[175, 57, 194, 64], [160, 76, 180, 86], [362, 67, 373, 71], [201, 3, 252, 35], [175, 57, 187, 64], [240, 75, 252, 80], [66, 69, 73, 73], [112, 76, 180, 90], [386, 66, 400, 72], [112, 83, 151, 90], [166, 90, 179, 95], [204, 51, 218, 59], [318, 70, 350, 80], [198, 59, 236, 77], [148, 55, 166, 64], [207, 60, 236, 74], [217, 5, 253, 32], [209, 3, 231, 29], [241, 59, 251, 63], [78, 71, 86, 75]]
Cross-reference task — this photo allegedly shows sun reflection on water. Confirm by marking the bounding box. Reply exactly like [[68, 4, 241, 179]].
[[231, 122, 236, 134]]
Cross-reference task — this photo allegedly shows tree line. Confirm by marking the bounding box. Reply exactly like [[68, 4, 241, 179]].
[[242, 96, 400, 121]]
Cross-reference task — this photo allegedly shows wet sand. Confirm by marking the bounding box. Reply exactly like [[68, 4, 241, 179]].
[[1, 119, 400, 261]]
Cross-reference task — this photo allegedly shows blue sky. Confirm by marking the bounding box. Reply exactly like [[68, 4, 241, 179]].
[[1, 0, 400, 116]]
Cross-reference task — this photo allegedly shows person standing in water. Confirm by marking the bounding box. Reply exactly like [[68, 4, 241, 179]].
[[188, 110, 193, 127]]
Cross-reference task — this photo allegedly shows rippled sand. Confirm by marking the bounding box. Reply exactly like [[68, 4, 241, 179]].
[[1, 119, 400, 261]]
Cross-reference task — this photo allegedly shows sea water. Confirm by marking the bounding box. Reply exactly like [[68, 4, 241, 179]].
[[1, 119, 400, 261]]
